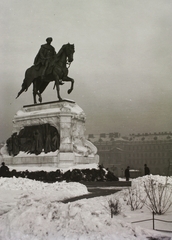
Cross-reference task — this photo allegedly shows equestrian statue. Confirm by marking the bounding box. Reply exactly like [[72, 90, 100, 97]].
[[16, 38, 75, 104]]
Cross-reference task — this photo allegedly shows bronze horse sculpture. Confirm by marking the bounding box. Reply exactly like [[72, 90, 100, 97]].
[[16, 43, 75, 104]]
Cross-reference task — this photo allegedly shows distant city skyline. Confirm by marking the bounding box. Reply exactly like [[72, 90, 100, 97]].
[[1, 0, 172, 142], [87, 131, 172, 142]]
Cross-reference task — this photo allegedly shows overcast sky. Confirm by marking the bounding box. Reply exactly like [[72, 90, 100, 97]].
[[0, 0, 172, 142]]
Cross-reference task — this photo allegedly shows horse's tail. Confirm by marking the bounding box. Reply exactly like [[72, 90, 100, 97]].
[[16, 65, 39, 99], [16, 80, 27, 99]]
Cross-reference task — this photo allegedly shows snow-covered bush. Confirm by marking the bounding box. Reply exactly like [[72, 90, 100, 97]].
[[143, 176, 172, 215], [116, 175, 172, 215], [108, 199, 121, 217], [127, 185, 146, 211]]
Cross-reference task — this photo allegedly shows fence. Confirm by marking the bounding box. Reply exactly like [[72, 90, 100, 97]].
[[131, 212, 172, 232]]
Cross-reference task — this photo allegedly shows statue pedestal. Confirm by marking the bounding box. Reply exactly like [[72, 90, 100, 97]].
[[1, 100, 99, 168], [58, 152, 75, 167]]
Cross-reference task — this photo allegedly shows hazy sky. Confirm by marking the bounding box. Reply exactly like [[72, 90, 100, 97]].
[[0, 0, 172, 142]]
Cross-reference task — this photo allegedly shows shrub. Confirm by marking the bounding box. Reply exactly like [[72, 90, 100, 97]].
[[143, 177, 172, 215], [108, 199, 121, 217], [127, 185, 146, 211]]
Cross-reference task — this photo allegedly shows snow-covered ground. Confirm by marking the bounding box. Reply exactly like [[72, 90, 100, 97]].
[[0, 166, 172, 240]]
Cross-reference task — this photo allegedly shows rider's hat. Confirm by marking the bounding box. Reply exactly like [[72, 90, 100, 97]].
[[46, 37, 53, 42]]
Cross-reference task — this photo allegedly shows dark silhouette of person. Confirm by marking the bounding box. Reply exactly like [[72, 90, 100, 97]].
[[144, 164, 150, 175], [12, 132, 20, 156], [6, 136, 13, 156], [125, 166, 130, 181], [6, 133, 20, 156], [31, 129, 43, 155], [51, 131, 60, 151], [0, 162, 9, 177], [34, 37, 56, 79], [44, 127, 52, 153]]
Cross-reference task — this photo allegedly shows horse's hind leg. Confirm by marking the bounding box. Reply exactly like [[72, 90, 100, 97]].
[[55, 78, 62, 101], [37, 91, 42, 103], [33, 81, 37, 104]]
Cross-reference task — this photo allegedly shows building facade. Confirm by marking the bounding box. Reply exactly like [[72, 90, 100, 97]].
[[88, 132, 172, 177]]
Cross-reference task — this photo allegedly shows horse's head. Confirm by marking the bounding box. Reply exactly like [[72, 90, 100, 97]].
[[64, 43, 75, 63], [55, 43, 75, 66]]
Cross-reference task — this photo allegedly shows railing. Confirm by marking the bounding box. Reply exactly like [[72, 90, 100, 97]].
[[131, 212, 172, 232]]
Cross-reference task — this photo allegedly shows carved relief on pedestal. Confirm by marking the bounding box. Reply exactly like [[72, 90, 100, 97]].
[[59, 113, 73, 152], [6, 123, 60, 156], [60, 103, 72, 113], [60, 122, 72, 144], [71, 119, 97, 156]]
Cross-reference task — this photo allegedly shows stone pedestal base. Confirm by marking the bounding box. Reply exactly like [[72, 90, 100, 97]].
[[75, 155, 99, 165], [58, 152, 75, 167], [2, 155, 59, 167], [2, 153, 99, 168], [1, 100, 99, 168]]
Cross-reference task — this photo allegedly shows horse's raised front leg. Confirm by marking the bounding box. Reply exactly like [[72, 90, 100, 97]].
[[55, 78, 62, 101], [63, 76, 74, 94]]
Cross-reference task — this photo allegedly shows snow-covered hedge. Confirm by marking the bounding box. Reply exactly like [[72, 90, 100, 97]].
[[0, 165, 119, 182]]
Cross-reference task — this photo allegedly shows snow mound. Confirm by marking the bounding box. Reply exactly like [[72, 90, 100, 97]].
[[0, 176, 171, 240]]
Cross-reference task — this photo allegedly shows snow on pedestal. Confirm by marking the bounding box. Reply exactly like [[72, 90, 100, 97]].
[[1, 100, 99, 167]]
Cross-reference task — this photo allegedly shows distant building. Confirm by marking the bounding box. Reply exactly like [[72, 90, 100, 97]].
[[88, 132, 172, 177]]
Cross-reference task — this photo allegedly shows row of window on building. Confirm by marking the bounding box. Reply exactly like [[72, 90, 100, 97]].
[[97, 144, 171, 151], [89, 132, 172, 176]]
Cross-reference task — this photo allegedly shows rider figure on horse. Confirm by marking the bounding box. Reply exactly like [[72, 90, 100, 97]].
[[16, 41, 75, 103], [34, 37, 56, 79]]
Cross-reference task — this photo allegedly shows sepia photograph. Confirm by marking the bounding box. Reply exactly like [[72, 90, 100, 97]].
[[0, 0, 172, 239]]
